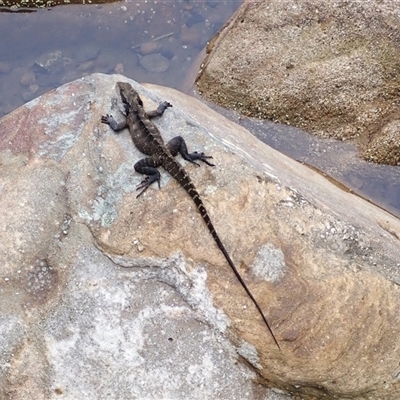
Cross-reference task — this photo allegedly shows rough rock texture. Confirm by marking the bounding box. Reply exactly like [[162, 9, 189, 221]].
[[2, 74, 400, 399], [196, 0, 400, 165], [0, 74, 291, 400]]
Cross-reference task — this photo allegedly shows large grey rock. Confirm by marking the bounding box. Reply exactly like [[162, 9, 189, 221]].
[[1, 73, 400, 399], [196, 0, 400, 165]]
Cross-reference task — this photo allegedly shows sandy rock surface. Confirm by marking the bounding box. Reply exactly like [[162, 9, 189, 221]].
[[197, 0, 400, 165], [1, 73, 400, 399]]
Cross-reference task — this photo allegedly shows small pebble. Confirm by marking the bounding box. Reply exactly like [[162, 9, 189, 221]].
[[139, 53, 169, 73], [206, 0, 219, 7], [160, 48, 174, 59], [22, 90, 38, 102], [114, 63, 124, 74], [140, 41, 162, 55], [185, 11, 205, 28], [180, 25, 203, 47], [20, 71, 36, 86], [77, 61, 94, 72], [29, 84, 39, 94]]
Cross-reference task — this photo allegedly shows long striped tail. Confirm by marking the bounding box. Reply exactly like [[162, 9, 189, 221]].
[[163, 156, 280, 349]]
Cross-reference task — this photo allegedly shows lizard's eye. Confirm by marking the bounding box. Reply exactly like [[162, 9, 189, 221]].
[[138, 97, 143, 107]]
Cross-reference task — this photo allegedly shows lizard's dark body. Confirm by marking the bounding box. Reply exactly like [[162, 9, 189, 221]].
[[101, 82, 279, 349]]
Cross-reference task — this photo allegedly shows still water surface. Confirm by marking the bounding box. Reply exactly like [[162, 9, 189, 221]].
[[0, 1, 241, 115]]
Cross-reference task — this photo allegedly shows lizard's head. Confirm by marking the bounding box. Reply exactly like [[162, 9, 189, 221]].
[[116, 81, 143, 114]]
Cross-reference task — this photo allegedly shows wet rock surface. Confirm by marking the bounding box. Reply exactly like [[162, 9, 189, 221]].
[[197, 0, 400, 165], [2, 74, 400, 399]]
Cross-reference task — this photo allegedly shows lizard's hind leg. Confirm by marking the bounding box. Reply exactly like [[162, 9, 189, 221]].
[[134, 157, 161, 197], [167, 136, 215, 167]]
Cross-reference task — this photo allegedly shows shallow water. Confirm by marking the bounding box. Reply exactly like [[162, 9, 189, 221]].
[[205, 101, 400, 219], [0, 1, 241, 115], [247, 119, 400, 219]]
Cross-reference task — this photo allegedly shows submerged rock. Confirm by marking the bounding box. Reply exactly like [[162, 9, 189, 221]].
[[139, 53, 170, 73]]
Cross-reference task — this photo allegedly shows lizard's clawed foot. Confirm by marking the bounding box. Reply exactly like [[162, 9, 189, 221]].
[[136, 174, 161, 198], [101, 114, 113, 125], [162, 101, 173, 109], [188, 152, 215, 167], [156, 101, 173, 114]]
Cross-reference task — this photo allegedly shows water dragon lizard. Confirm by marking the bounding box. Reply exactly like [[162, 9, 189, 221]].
[[101, 81, 280, 349]]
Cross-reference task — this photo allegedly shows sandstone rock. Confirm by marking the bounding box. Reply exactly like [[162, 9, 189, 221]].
[[196, 0, 400, 165], [0, 73, 289, 400], [2, 73, 400, 399], [363, 118, 400, 165]]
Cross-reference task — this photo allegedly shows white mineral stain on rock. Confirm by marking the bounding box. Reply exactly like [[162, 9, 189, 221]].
[[37, 110, 85, 161], [237, 341, 262, 370], [252, 243, 286, 282], [78, 163, 137, 226], [108, 252, 231, 333]]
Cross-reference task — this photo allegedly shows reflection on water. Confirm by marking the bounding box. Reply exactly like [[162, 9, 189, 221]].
[[0, 1, 241, 116]]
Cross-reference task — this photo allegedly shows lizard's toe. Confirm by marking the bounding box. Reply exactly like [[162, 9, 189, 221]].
[[136, 174, 161, 198], [101, 114, 112, 124]]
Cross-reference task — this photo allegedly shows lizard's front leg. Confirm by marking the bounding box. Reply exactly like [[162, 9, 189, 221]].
[[146, 101, 172, 118], [100, 114, 127, 132], [134, 157, 162, 198], [167, 136, 215, 167]]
